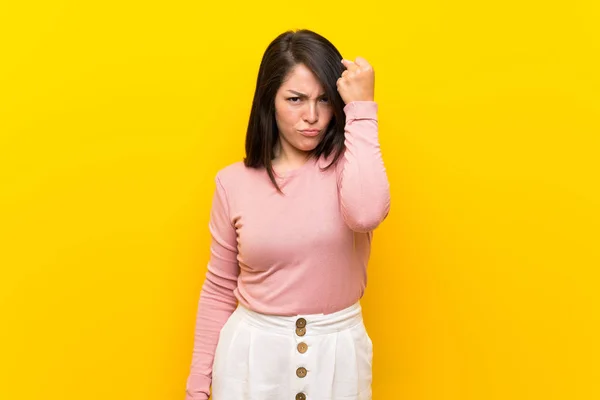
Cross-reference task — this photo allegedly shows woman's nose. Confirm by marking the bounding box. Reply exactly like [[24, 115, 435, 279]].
[[303, 103, 318, 123]]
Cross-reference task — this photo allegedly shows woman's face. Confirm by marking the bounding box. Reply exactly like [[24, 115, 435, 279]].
[[274, 63, 334, 159]]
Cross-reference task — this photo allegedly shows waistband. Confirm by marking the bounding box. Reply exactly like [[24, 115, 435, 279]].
[[234, 302, 364, 335]]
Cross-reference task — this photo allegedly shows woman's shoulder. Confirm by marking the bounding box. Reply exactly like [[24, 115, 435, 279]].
[[215, 160, 263, 186]]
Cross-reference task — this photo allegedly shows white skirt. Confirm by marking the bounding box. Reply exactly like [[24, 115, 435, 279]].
[[211, 301, 373, 400]]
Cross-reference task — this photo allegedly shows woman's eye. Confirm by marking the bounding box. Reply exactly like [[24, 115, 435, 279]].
[[287, 97, 329, 103]]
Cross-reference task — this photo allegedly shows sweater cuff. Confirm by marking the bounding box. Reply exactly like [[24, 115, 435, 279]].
[[343, 101, 378, 121], [185, 373, 211, 400]]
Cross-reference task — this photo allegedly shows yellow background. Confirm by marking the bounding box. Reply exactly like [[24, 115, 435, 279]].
[[1, 1, 599, 399]]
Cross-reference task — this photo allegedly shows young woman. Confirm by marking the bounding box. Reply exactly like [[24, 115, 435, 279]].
[[185, 29, 390, 400]]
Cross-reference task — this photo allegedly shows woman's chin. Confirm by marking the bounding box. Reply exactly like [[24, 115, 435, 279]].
[[295, 142, 319, 152], [296, 136, 322, 150]]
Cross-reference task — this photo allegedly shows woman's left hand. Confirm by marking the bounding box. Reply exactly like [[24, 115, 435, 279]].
[[337, 56, 375, 104]]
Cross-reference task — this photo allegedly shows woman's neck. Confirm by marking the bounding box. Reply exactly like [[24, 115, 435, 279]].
[[272, 143, 312, 170]]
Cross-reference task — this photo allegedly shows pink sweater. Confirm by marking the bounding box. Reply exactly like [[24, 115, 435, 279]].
[[185, 101, 391, 400]]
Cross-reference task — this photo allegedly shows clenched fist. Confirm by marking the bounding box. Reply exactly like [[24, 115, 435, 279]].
[[337, 56, 375, 104]]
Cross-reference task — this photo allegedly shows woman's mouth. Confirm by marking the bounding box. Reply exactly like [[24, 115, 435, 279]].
[[299, 129, 320, 137]]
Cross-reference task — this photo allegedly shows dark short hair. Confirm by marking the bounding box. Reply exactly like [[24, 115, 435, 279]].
[[244, 29, 347, 193]]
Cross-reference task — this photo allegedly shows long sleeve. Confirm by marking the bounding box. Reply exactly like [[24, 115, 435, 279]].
[[336, 101, 391, 233], [185, 174, 240, 400]]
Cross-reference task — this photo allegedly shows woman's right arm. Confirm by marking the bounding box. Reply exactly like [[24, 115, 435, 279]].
[[185, 173, 240, 400]]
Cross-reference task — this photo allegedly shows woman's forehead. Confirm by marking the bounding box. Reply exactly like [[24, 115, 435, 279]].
[[280, 64, 324, 93]]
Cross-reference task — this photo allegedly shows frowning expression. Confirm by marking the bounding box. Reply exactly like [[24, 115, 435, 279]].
[[274, 63, 334, 156]]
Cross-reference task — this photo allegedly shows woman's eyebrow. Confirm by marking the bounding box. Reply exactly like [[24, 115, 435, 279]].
[[287, 90, 327, 98]]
